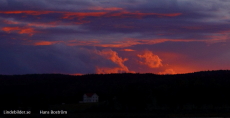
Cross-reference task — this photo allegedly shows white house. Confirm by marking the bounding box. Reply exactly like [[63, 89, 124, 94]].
[[80, 93, 99, 103]]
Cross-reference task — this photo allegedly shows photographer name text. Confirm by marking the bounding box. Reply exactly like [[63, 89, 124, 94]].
[[40, 110, 67, 114]]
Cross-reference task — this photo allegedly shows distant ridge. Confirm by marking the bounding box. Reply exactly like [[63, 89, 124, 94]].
[[1, 69, 230, 76]]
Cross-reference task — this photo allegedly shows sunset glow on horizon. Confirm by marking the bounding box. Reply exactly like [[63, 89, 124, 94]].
[[1, 0, 230, 75]]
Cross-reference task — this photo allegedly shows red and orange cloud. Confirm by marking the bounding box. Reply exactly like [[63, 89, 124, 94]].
[[1, 27, 37, 36], [88, 7, 124, 11], [105, 11, 182, 19], [33, 41, 60, 46], [96, 49, 134, 74], [0, 10, 182, 20], [137, 50, 163, 68], [63, 38, 210, 48], [158, 69, 176, 75], [121, 49, 135, 51], [0, 11, 55, 15]]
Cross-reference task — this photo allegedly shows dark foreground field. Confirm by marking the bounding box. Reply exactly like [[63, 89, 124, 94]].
[[2, 112, 230, 118], [1, 70, 230, 117]]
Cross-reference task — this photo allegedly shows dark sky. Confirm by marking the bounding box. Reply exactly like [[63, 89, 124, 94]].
[[1, 0, 230, 75]]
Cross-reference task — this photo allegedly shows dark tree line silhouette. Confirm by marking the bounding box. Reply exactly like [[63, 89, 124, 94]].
[[1, 70, 230, 114]]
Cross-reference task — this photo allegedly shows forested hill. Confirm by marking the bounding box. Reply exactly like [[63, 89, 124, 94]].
[[1, 70, 230, 112], [1, 70, 230, 89], [1, 70, 230, 96]]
